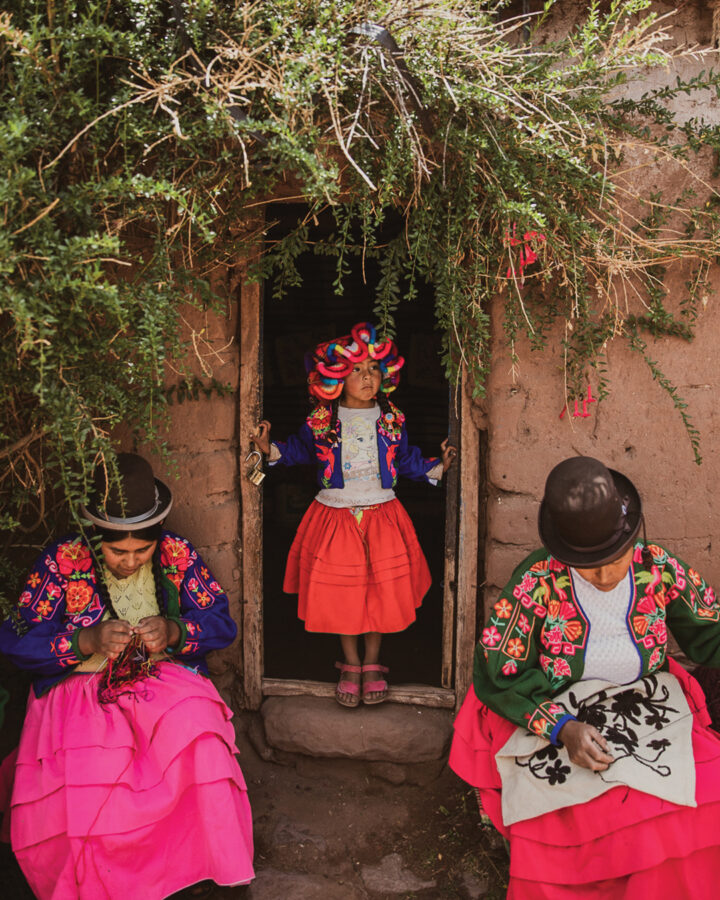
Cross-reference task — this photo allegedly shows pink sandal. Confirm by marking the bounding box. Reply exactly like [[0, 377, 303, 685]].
[[361, 663, 389, 705], [335, 662, 362, 708]]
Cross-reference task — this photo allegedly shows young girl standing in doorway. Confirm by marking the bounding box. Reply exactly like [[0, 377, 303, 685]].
[[252, 322, 456, 707]]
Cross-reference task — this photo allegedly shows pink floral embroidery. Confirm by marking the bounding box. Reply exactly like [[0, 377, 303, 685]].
[[547, 704, 565, 716], [518, 572, 537, 593], [553, 658, 571, 677], [19, 591, 32, 606], [501, 660, 518, 676], [703, 587, 716, 607], [161, 538, 192, 573], [649, 620, 667, 643], [57, 636, 71, 653], [539, 654, 551, 673], [648, 647, 662, 670], [482, 626, 502, 648], [56, 542, 92, 576], [517, 613, 531, 634]]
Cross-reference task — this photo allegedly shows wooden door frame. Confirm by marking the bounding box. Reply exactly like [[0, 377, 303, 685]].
[[238, 265, 480, 711]]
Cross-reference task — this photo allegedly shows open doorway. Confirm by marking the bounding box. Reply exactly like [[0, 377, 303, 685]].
[[261, 205, 450, 688], [238, 204, 481, 711]]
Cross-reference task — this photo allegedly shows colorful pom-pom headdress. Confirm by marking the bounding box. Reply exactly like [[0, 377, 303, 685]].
[[306, 322, 405, 404]]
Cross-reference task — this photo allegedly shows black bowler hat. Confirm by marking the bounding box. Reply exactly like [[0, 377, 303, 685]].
[[80, 453, 173, 531], [538, 457, 642, 567]]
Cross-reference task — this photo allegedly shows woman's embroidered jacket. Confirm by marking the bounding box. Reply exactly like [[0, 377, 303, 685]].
[[271, 401, 439, 489], [0, 530, 236, 696], [473, 543, 720, 745]]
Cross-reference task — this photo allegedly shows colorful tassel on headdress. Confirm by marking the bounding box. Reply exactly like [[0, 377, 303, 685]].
[[97, 634, 159, 704]]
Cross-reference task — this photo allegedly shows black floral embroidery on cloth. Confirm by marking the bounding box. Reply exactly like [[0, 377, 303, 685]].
[[516, 675, 679, 785]]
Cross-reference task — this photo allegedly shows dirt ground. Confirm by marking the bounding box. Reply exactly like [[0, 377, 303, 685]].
[[0, 682, 509, 900]]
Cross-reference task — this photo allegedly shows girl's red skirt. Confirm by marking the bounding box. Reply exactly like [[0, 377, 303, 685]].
[[449, 658, 720, 898], [283, 498, 431, 634]]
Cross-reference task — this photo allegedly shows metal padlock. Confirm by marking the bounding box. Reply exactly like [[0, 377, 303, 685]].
[[245, 449, 265, 486]]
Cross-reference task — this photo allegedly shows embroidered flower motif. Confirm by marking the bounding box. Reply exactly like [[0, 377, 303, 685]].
[[517, 613, 531, 634], [66, 580, 94, 614], [57, 636, 71, 653], [494, 598, 513, 618], [539, 654, 551, 673], [19, 591, 32, 606], [542, 626, 563, 647], [161, 538, 192, 572], [553, 658, 571, 677], [518, 572, 537, 594], [562, 620, 582, 642], [648, 647, 663, 670], [36, 599, 53, 617], [200, 567, 209, 579], [547, 703, 565, 716], [307, 404, 333, 439], [703, 587, 716, 607], [633, 615, 649, 635], [482, 626, 502, 648], [530, 560, 550, 574], [531, 718, 548, 736], [501, 659, 518, 676], [506, 638, 525, 658], [47, 582, 62, 599], [56, 541, 92, 576], [377, 402, 405, 440], [28, 572, 41, 588], [195, 591, 212, 607], [649, 620, 667, 643], [188, 578, 199, 592]]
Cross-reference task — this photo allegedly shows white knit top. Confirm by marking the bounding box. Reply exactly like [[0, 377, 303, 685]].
[[570, 568, 643, 686]]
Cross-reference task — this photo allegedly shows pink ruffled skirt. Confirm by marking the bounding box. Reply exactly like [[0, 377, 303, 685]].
[[449, 660, 720, 898], [2, 662, 254, 899]]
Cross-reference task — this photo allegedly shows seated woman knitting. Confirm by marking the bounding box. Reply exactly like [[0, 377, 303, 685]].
[[0, 453, 254, 899], [450, 456, 720, 898]]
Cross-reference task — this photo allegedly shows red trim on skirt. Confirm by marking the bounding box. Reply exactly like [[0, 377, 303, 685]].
[[449, 659, 720, 898], [283, 498, 431, 634]]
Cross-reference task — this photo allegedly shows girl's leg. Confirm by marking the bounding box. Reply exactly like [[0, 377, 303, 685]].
[[337, 634, 362, 706], [362, 632, 388, 704]]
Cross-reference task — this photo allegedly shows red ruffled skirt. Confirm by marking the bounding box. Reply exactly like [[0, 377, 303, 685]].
[[0, 662, 254, 899], [449, 659, 720, 898], [283, 499, 431, 634]]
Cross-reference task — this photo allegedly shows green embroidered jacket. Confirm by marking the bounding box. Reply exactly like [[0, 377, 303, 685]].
[[473, 542, 720, 744]]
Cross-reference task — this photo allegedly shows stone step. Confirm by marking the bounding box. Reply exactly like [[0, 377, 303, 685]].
[[260, 696, 453, 763]]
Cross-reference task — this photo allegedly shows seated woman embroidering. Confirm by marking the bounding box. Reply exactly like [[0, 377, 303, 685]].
[[0, 453, 254, 899], [450, 456, 720, 898]]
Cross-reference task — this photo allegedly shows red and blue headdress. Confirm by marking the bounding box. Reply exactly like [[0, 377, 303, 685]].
[[306, 322, 405, 404]]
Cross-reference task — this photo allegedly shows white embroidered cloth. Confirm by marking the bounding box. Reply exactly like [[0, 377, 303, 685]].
[[496, 672, 696, 825]]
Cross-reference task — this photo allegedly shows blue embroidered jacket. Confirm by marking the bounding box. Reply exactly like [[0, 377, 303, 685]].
[[0, 530, 237, 696], [272, 401, 440, 489]]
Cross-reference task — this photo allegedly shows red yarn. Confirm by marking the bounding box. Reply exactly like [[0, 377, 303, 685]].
[[97, 634, 159, 704]]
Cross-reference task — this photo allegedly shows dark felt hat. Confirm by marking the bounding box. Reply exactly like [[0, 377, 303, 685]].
[[538, 456, 642, 567], [80, 453, 172, 531]]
